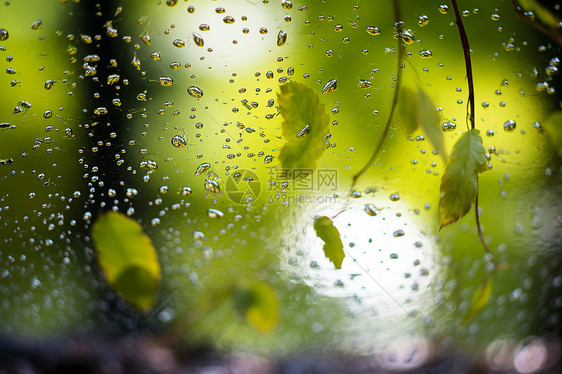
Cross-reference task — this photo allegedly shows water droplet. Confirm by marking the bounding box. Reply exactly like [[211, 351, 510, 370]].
[[389, 193, 400, 201], [126, 188, 138, 197], [364, 204, 378, 216], [264, 154, 274, 164], [187, 86, 204, 98], [141, 34, 150, 45], [193, 33, 204, 47], [418, 15, 429, 27], [94, 107, 108, 116], [131, 55, 141, 70], [31, 20, 43, 30], [491, 13, 500, 21], [393, 229, 405, 237], [107, 74, 120, 85], [166, 0, 178, 6], [390, 253, 399, 259], [171, 134, 187, 148], [195, 163, 211, 175], [365, 26, 380, 35], [205, 178, 221, 193], [277, 29, 287, 46], [208, 208, 224, 218], [173, 39, 185, 48], [439, 5, 449, 14], [297, 125, 310, 138], [223, 15, 235, 24], [419, 49, 432, 58], [182, 186, 192, 196], [199, 24, 210, 31], [351, 191, 362, 198], [44, 80, 56, 90], [281, 0, 292, 10], [399, 29, 415, 44], [0, 29, 9, 41], [321, 79, 337, 94], [358, 79, 372, 88], [546, 65, 558, 76], [441, 121, 456, 132], [503, 119, 516, 131], [158, 76, 173, 86]]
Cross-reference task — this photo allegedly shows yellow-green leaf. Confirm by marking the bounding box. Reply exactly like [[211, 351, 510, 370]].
[[91, 212, 160, 311], [233, 282, 280, 333], [544, 111, 562, 154], [396, 86, 419, 135], [396, 86, 445, 162], [314, 215, 345, 269], [461, 277, 492, 325], [439, 130, 488, 228], [277, 81, 330, 171]]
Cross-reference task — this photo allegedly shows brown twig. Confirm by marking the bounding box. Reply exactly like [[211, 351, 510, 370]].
[[509, 0, 562, 48], [451, 0, 474, 131], [351, 0, 405, 190], [451, 0, 495, 260]]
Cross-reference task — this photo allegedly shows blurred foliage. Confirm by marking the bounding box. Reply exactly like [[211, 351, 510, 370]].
[[0, 0, 561, 363], [91, 212, 160, 311]]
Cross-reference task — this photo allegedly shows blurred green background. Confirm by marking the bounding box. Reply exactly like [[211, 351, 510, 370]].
[[0, 0, 561, 366]]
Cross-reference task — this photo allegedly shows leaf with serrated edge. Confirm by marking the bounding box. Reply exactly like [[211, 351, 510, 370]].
[[418, 88, 446, 162], [396, 86, 419, 135], [461, 277, 492, 325], [396, 86, 445, 162], [439, 130, 488, 228], [91, 212, 160, 311], [277, 82, 330, 171], [314, 215, 345, 269]]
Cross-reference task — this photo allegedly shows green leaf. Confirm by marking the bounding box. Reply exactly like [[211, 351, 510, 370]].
[[233, 282, 280, 333], [461, 277, 492, 325], [314, 215, 345, 269], [396, 86, 419, 135], [396, 86, 445, 161], [277, 81, 330, 171], [439, 130, 489, 228], [544, 111, 562, 154], [91, 212, 160, 311]]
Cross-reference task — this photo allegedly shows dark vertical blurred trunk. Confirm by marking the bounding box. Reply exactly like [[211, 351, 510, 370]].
[[69, 1, 157, 335]]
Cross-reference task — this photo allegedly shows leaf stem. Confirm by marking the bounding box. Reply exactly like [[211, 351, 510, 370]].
[[351, 0, 405, 189], [509, 0, 562, 48], [474, 191, 493, 258], [451, 0, 474, 131], [451, 0, 495, 261]]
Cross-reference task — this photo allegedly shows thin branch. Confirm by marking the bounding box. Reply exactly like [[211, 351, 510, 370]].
[[451, 0, 474, 131], [509, 0, 562, 48], [474, 192, 493, 258], [451, 0, 495, 260], [351, 0, 405, 189]]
